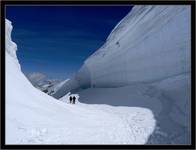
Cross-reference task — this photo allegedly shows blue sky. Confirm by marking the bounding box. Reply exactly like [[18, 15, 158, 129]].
[[6, 5, 133, 79]]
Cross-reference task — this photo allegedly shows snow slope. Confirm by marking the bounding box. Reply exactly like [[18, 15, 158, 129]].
[[78, 74, 190, 144], [5, 19, 156, 144], [85, 6, 190, 86], [52, 5, 191, 144], [53, 5, 190, 97]]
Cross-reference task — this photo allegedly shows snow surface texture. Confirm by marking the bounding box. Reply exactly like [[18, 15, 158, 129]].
[[5, 19, 156, 144], [53, 5, 191, 144], [53, 5, 191, 97]]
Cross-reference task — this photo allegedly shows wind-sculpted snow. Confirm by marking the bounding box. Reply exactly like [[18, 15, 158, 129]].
[[85, 5, 190, 87], [78, 74, 191, 144], [5, 19, 156, 144], [53, 5, 191, 144], [5, 19, 20, 69], [53, 5, 190, 97]]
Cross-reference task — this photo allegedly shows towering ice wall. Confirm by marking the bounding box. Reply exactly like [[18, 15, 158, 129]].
[[53, 5, 191, 98]]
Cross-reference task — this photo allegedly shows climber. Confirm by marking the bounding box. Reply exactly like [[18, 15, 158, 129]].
[[69, 96, 72, 104], [73, 96, 76, 104], [116, 41, 120, 47]]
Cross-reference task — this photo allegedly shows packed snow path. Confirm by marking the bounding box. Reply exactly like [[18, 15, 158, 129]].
[[7, 98, 155, 144]]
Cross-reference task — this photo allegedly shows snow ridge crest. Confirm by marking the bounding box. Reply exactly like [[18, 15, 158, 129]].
[[6, 19, 17, 59]]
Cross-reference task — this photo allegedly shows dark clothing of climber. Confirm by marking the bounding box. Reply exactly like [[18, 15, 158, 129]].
[[73, 96, 76, 104], [69, 96, 72, 104]]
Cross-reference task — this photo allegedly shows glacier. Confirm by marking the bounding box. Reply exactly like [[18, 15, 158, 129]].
[[53, 5, 190, 97], [53, 5, 191, 144], [5, 17, 156, 144]]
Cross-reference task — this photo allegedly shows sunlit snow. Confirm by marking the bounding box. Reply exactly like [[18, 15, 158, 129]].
[[6, 18, 155, 144]]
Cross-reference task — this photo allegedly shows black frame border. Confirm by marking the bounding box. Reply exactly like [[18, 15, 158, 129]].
[[1, 0, 195, 149]]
